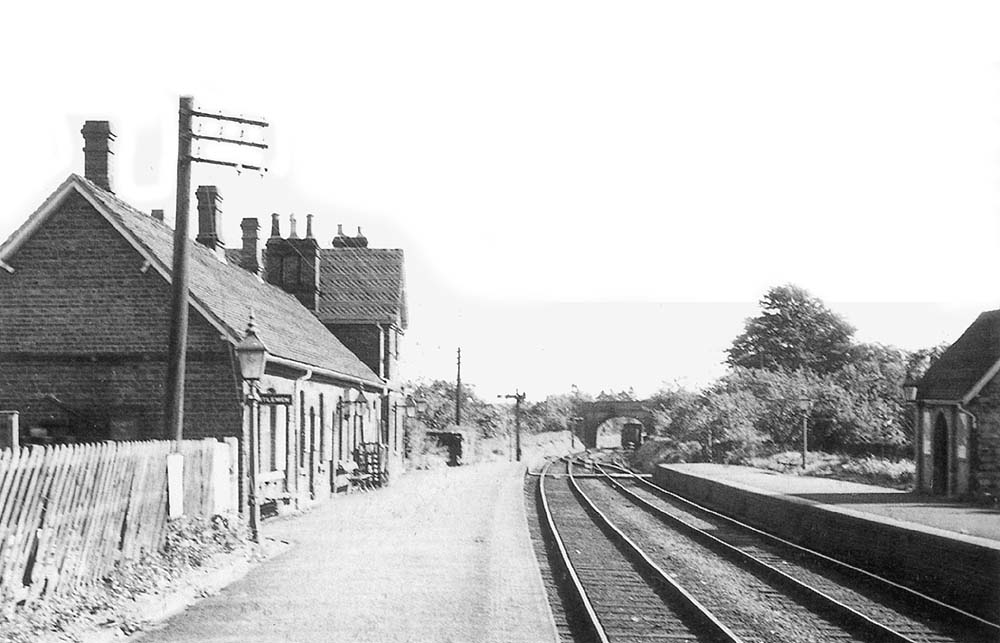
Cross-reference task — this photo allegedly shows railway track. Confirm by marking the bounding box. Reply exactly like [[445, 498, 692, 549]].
[[537, 452, 1000, 643], [539, 457, 740, 642]]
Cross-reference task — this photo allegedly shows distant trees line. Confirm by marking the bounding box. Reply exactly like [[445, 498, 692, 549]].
[[407, 284, 943, 463]]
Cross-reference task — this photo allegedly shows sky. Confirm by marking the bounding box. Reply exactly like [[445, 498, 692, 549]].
[[1, 2, 998, 400]]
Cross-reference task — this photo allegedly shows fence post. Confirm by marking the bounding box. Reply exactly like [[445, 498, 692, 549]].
[[224, 437, 239, 515], [0, 411, 19, 449]]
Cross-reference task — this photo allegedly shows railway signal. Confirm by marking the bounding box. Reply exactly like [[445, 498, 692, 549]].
[[499, 390, 526, 461]]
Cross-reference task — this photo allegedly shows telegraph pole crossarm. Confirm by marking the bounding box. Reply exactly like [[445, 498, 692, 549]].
[[189, 133, 268, 149]]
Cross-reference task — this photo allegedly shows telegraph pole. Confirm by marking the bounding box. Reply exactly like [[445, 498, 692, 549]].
[[455, 347, 462, 426], [164, 95, 269, 450], [164, 96, 193, 450]]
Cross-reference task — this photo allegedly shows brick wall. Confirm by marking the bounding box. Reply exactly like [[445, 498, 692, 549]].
[[968, 378, 1000, 500], [0, 192, 242, 441], [325, 323, 382, 377]]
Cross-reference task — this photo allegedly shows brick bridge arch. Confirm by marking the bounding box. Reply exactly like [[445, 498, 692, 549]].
[[577, 400, 656, 449]]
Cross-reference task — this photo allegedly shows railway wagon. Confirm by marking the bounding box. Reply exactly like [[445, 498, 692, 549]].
[[621, 421, 644, 449]]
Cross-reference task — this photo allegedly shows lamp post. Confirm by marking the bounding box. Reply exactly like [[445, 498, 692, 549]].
[[354, 389, 369, 452], [397, 395, 426, 459], [902, 377, 920, 483], [796, 397, 812, 469], [499, 390, 526, 462], [234, 315, 267, 543]]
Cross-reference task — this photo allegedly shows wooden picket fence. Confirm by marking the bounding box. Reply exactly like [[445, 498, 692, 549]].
[[0, 438, 237, 601]]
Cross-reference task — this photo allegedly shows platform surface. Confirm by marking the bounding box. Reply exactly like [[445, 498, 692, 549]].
[[137, 461, 559, 643], [663, 463, 1000, 544]]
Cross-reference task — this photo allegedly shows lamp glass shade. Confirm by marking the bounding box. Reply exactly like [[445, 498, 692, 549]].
[[796, 398, 812, 412], [902, 384, 918, 402], [235, 330, 268, 381], [415, 398, 428, 414], [405, 404, 416, 419], [355, 389, 369, 408]]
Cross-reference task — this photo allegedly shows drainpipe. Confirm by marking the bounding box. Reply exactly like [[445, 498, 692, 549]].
[[291, 369, 313, 508]]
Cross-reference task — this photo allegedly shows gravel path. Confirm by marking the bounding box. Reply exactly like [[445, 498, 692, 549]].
[[136, 461, 559, 643]]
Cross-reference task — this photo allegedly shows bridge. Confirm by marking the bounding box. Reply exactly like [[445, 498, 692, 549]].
[[576, 400, 657, 448]]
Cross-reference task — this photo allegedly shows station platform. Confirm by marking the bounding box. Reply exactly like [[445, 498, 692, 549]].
[[137, 461, 559, 643], [654, 463, 1000, 622]]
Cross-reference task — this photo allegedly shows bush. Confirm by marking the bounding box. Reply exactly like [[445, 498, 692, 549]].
[[748, 451, 914, 489], [631, 438, 704, 473]]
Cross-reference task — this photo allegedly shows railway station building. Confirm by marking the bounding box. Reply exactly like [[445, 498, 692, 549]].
[[915, 309, 1000, 501], [0, 120, 408, 508]]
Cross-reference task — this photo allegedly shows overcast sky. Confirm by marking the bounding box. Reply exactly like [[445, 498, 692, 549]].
[[1, 2, 998, 399]]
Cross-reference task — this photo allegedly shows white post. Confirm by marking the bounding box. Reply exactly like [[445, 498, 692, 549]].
[[167, 451, 184, 519]]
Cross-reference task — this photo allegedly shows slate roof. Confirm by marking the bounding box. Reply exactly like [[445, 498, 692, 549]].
[[316, 248, 407, 329], [918, 309, 1000, 402], [2, 175, 382, 386]]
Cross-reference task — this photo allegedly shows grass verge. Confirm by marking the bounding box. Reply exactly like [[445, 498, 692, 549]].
[[0, 514, 255, 643]]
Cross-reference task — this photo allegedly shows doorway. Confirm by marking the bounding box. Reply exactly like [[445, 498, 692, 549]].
[[932, 413, 949, 495]]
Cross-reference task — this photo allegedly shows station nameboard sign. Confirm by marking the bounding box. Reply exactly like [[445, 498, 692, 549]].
[[259, 393, 293, 406]]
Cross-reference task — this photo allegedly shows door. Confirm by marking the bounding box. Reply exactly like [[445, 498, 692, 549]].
[[932, 413, 949, 495]]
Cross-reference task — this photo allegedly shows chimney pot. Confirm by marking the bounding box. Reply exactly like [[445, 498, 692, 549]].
[[355, 226, 368, 248], [81, 120, 115, 192], [288, 214, 298, 239], [306, 214, 314, 239], [337, 223, 344, 236]]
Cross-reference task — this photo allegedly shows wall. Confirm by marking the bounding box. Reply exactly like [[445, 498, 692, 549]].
[[0, 193, 242, 442], [325, 323, 382, 377], [255, 367, 389, 508], [654, 464, 1000, 622], [967, 377, 1000, 500]]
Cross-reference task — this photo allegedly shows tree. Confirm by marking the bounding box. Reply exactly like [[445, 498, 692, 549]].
[[727, 284, 855, 374], [406, 379, 506, 437]]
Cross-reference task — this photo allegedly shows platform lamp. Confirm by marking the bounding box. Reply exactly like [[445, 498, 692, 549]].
[[402, 395, 428, 418], [902, 377, 920, 478], [398, 395, 427, 459], [353, 389, 369, 452], [796, 397, 813, 469], [235, 315, 267, 543]]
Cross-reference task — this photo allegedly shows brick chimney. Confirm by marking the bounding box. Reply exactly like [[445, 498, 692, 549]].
[[195, 186, 225, 258], [265, 213, 320, 310], [240, 217, 262, 276], [81, 121, 115, 192], [151, 209, 165, 222]]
